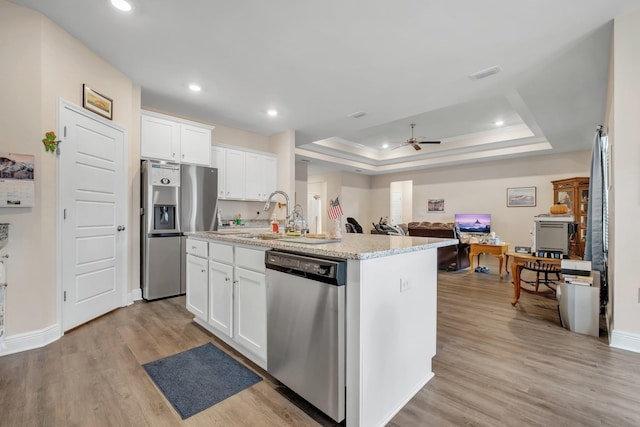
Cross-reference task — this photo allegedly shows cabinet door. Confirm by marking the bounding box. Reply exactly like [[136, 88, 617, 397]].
[[263, 155, 278, 199], [211, 146, 226, 199], [234, 266, 267, 359], [186, 254, 208, 320], [208, 261, 233, 338], [224, 148, 245, 199], [180, 124, 211, 165], [141, 114, 180, 161], [244, 152, 264, 201]]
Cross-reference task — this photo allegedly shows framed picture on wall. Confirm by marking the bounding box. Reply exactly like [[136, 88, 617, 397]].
[[507, 187, 536, 207], [82, 84, 113, 120], [427, 198, 445, 212]]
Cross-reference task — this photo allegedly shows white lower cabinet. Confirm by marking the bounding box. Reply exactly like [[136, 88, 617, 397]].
[[208, 260, 233, 338], [186, 240, 268, 368], [233, 266, 267, 360], [186, 253, 208, 320]]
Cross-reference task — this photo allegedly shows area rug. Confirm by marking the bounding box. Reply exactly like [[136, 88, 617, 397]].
[[143, 342, 262, 419]]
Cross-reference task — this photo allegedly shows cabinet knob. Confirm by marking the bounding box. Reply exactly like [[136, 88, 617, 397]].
[[201, 269, 206, 273], [225, 277, 230, 282], [233, 280, 238, 284], [117, 225, 126, 231]]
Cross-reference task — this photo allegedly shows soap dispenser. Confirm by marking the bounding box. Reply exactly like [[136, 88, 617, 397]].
[[271, 215, 279, 233]]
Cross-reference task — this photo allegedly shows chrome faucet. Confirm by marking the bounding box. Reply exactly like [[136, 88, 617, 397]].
[[264, 190, 291, 231]]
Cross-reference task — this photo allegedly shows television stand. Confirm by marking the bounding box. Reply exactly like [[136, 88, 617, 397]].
[[468, 242, 509, 279]]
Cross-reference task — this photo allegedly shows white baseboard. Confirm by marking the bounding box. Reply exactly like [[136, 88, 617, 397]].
[[0, 323, 61, 357], [128, 287, 143, 305], [610, 329, 640, 354]]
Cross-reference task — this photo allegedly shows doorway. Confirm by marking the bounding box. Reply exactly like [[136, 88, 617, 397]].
[[390, 180, 413, 225]]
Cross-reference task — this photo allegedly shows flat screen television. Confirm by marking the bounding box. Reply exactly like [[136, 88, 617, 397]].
[[455, 214, 491, 234]]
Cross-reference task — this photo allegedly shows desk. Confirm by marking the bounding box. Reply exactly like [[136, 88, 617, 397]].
[[510, 253, 562, 305], [468, 243, 509, 279]]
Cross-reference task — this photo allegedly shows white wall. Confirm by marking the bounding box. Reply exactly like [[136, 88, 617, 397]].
[[0, 0, 139, 336], [370, 151, 590, 248], [608, 11, 640, 346], [307, 171, 366, 233]]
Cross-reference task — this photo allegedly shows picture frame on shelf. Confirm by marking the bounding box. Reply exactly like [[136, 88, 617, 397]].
[[507, 187, 536, 207], [82, 84, 113, 120]]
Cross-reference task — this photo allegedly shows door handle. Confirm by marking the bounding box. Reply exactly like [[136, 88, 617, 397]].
[[117, 225, 126, 231]]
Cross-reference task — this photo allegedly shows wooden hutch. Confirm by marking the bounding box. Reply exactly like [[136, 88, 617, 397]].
[[551, 177, 589, 258]]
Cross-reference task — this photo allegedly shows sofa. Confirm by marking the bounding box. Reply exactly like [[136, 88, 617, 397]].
[[407, 222, 470, 271]]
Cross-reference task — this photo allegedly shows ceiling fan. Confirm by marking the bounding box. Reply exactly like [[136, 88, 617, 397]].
[[393, 123, 441, 151]]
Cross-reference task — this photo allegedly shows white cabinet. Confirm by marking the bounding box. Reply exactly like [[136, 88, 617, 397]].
[[223, 148, 245, 199], [234, 266, 267, 360], [245, 152, 278, 201], [186, 239, 208, 320], [208, 260, 233, 338], [187, 240, 268, 367], [186, 253, 208, 320], [263, 155, 278, 199], [210, 146, 226, 199], [141, 114, 180, 162], [213, 146, 278, 201], [141, 111, 213, 166], [180, 124, 211, 165]]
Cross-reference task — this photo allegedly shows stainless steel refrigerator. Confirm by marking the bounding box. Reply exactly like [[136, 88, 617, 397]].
[[141, 161, 218, 300], [180, 164, 219, 293], [141, 160, 183, 300]]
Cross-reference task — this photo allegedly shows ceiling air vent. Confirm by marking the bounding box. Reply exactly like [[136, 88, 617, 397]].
[[468, 65, 503, 81], [347, 111, 368, 119]]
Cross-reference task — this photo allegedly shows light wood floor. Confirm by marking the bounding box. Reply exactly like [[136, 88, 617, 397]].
[[2, 257, 640, 426]]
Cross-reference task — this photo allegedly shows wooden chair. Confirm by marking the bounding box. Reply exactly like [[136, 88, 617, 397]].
[[521, 260, 561, 293]]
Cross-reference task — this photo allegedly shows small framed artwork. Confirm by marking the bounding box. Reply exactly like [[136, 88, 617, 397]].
[[427, 198, 445, 212], [82, 84, 113, 120], [507, 187, 536, 207]]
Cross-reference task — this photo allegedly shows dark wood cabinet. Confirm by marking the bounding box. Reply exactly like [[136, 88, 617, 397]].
[[551, 177, 589, 258]]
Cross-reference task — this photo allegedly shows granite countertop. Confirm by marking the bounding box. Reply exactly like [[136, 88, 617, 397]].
[[186, 231, 457, 260]]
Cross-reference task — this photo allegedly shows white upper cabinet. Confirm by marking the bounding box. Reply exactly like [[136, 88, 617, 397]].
[[180, 124, 212, 165], [224, 148, 246, 199], [210, 146, 226, 199], [263, 155, 278, 200], [141, 114, 180, 162], [213, 147, 278, 201], [141, 111, 213, 166]]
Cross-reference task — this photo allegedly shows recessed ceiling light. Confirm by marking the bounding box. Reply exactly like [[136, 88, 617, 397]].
[[111, 0, 132, 12], [382, 143, 389, 149], [188, 84, 201, 92], [495, 120, 504, 126], [267, 109, 278, 117]]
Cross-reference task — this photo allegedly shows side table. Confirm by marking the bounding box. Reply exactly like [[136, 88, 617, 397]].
[[468, 243, 509, 279]]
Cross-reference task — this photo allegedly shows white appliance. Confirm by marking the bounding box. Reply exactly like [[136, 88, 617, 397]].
[[532, 214, 575, 256]]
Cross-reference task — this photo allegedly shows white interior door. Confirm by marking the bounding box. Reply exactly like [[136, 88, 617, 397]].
[[60, 101, 127, 331]]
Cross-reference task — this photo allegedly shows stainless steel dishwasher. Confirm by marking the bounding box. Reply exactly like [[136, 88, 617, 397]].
[[265, 250, 347, 422]]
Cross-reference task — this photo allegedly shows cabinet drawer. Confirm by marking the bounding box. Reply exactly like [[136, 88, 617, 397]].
[[186, 239, 208, 257], [235, 246, 266, 273], [210, 242, 234, 264]]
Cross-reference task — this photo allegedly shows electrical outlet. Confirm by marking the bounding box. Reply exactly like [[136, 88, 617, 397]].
[[400, 278, 410, 293]]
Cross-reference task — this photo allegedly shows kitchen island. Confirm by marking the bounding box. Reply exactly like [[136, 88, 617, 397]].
[[185, 232, 456, 427]]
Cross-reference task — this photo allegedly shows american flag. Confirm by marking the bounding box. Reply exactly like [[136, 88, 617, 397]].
[[328, 197, 343, 219]]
